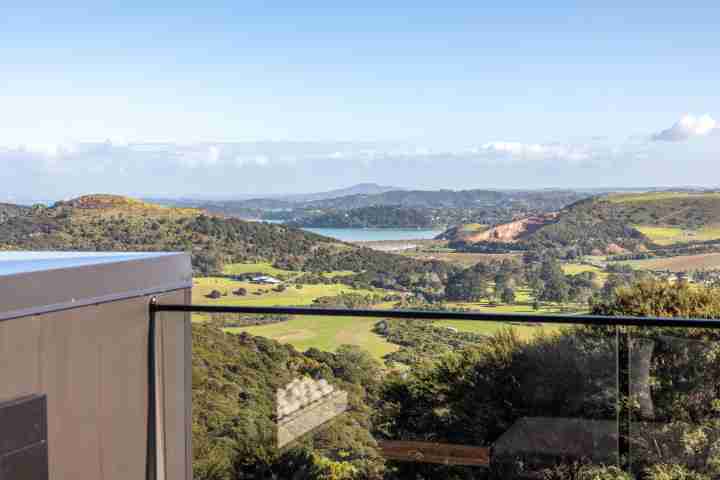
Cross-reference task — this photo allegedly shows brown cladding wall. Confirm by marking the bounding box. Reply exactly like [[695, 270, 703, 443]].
[[0, 290, 191, 480]]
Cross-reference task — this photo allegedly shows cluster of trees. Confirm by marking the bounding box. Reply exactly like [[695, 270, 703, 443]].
[[312, 293, 400, 309], [375, 318, 488, 367], [192, 325, 386, 480], [205, 313, 290, 328], [445, 259, 524, 303], [298, 247, 457, 295], [526, 258, 601, 307], [441, 257, 602, 309]]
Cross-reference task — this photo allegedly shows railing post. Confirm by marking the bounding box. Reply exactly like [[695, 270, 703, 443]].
[[147, 297, 158, 480], [617, 325, 631, 472]]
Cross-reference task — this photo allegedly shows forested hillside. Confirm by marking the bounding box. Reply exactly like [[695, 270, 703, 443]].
[[0, 195, 456, 291], [448, 196, 656, 257], [183, 188, 587, 220], [0, 195, 343, 274], [289, 206, 436, 229], [192, 324, 385, 479], [449, 192, 720, 257], [0, 202, 29, 224], [605, 192, 720, 229]]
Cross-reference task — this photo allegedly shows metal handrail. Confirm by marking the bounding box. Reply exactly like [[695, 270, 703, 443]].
[[151, 303, 720, 329]]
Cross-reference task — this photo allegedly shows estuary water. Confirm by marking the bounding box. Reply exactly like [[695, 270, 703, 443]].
[[300, 227, 442, 242]]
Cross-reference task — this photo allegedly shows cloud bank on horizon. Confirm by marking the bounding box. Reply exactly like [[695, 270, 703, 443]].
[[1, 113, 719, 201], [652, 114, 719, 142]]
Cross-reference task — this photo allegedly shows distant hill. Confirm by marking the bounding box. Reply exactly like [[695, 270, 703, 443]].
[[445, 192, 720, 257], [148, 183, 402, 212], [306, 189, 506, 209], [445, 196, 648, 256], [0, 195, 454, 288], [0, 194, 340, 273], [603, 192, 720, 229], [0, 203, 29, 224], [278, 182, 401, 203], [165, 188, 587, 224]]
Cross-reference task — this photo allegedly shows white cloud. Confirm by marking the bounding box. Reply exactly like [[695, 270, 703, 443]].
[[207, 146, 221, 165], [478, 142, 592, 163], [652, 114, 718, 142], [233, 154, 270, 167]]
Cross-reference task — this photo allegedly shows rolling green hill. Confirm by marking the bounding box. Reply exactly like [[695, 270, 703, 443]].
[[0, 202, 30, 224], [447, 191, 720, 256], [0, 195, 456, 290], [0, 194, 343, 274]]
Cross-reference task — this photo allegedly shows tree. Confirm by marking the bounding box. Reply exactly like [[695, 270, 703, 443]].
[[445, 269, 488, 302], [500, 286, 516, 305], [537, 259, 570, 304]]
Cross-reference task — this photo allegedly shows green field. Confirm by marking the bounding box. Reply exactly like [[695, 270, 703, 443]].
[[458, 223, 489, 232], [562, 263, 608, 282], [616, 252, 720, 272], [634, 225, 720, 245], [608, 192, 720, 203], [634, 226, 686, 245], [193, 270, 578, 361], [222, 262, 298, 278], [435, 319, 557, 341], [439, 288, 584, 340], [226, 315, 399, 359], [192, 277, 374, 307], [193, 276, 397, 359]]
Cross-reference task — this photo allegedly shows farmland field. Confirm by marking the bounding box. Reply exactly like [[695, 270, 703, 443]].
[[191, 273, 569, 360], [635, 225, 720, 245], [438, 288, 585, 340], [192, 276, 396, 359], [222, 262, 298, 278], [435, 319, 559, 341], [403, 250, 521, 267], [617, 253, 720, 272], [226, 315, 399, 359], [192, 277, 376, 307], [608, 192, 720, 203], [562, 262, 607, 278]]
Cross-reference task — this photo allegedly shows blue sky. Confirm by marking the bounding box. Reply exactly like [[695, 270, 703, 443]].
[[1, 2, 719, 200]]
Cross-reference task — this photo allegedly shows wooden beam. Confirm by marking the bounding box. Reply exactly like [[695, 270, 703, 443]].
[[378, 440, 490, 467]]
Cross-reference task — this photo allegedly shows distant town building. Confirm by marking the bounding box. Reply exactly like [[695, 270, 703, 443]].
[[250, 275, 282, 285]]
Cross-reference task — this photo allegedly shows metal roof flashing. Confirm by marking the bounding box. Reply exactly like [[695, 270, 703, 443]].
[[0, 252, 192, 321]]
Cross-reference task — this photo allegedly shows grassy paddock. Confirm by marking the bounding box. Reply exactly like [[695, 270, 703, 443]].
[[617, 253, 720, 272], [192, 276, 394, 359], [634, 225, 720, 245], [191, 270, 585, 360], [222, 262, 297, 277], [562, 263, 609, 283], [436, 296, 582, 340], [434, 319, 559, 341], [608, 192, 720, 203], [403, 250, 521, 268], [226, 315, 399, 359], [192, 277, 374, 307]]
